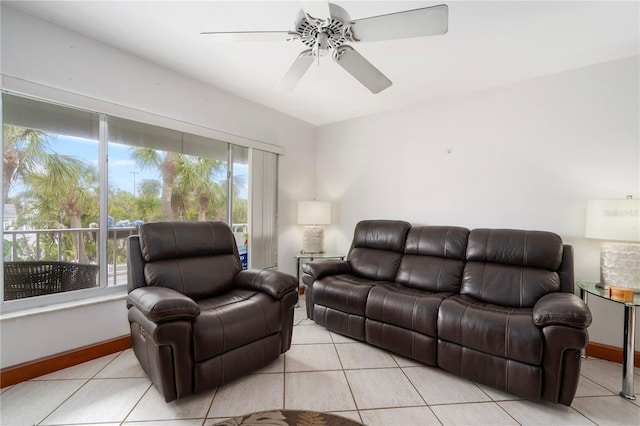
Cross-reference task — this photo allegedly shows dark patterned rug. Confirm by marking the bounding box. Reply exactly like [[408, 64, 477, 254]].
[[214, 410, 364, 425]]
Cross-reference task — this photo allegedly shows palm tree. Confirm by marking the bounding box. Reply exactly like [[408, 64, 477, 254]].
[[135, 179, 162, 222], [5, 126, 100, 262], [25, 155, 98, 263], [139, 179, 161, 198], [3, 126, 49, 203], [129, 148, 245, 222], [174, 156, 226, 221], [129, 148, 178, 220]]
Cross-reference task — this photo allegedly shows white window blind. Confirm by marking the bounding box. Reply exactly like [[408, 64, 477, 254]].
[[3, 93, 99, 139], [250, 150, 278, 269], [107, 116, 228, 161]]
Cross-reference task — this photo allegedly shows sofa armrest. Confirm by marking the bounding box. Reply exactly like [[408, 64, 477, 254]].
[[235, 269, 298, 299], [533, 292, 592, 329], [302, 260, 352, 285], [127, 287, 200, 322]]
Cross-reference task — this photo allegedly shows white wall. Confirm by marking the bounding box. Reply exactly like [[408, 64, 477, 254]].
[[316, 56, 640, 349], [0, 6, 314, 369], [1, 4, 638, 369]]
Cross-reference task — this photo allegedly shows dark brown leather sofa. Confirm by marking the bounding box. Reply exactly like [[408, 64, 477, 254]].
[[303, 220, 592, 406], [126, 221, 298, 402]]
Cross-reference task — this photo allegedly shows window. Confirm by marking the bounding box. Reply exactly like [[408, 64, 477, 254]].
[[2, 93, 278, 308], [106, 117, 233, 286], [3, 95, 101, 301]]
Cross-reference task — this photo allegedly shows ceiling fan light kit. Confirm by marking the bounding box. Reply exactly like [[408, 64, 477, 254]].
[[203, 2, 448, 94]]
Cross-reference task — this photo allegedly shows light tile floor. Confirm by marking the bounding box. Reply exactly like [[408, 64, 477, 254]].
[[2, 297, 639, 426]]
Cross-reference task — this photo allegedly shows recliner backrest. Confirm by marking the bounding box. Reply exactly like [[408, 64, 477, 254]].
[[461, 229, 563, 308], [138, 221, 241, 299], [396, 226, 469, 292], [348, 220, 411, 281]]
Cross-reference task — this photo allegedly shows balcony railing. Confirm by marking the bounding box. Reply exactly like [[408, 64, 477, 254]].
[[3, 226, 139, 287]]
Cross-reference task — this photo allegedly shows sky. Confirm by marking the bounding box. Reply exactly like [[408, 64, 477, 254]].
[[8, 134, 248, 199]]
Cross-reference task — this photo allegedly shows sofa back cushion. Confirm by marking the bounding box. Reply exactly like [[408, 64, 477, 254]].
[[138, 221, 241, 299], [396, 226, 469, 292], [348, 220, 411, 281], [461, 229, 563, 308]]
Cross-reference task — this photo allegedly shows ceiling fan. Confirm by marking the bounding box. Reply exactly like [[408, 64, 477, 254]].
[[201, 2, 448, 94]]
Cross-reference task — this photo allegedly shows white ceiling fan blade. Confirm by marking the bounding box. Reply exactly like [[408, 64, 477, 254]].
[[276, 50, 315, 91], [333, 46, 392, 94], [300, 1, 331, 20], [200, 31, 290, 42], [352, 4, 448, 42]]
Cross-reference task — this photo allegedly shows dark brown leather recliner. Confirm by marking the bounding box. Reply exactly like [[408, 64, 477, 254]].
[[365, 225, 470, 366], [303, 220, 592, 406], [305, 219, 411, 341], [437, 229, 589, 405], [126, 221, 298, 402]]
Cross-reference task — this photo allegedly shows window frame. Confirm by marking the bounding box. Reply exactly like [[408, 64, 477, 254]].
[[1, 88, 280, 313]]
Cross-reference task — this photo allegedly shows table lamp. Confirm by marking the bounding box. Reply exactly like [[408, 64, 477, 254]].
[[297, 201, 331, 253], [585, 197, 640, 291]]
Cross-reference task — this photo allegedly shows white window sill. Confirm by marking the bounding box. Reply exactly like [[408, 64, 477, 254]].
[[0, 287, 127, 320]]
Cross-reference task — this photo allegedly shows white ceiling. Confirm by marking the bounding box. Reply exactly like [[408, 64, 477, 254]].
[[7, 1, 639, 126]]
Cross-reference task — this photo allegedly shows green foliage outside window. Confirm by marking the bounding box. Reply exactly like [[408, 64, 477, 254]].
[[3, 124, 248, 266]]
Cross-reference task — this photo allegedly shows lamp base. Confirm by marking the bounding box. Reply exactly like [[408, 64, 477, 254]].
[[301, 226, 325, 254], [600, 242, 640, 292]]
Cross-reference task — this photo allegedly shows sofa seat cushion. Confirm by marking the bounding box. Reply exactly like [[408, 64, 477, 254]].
[[312, 274, 384, 316], [366, 283, 450, 337], [438, 294, 543, 365], [193, 289, 281, 362]]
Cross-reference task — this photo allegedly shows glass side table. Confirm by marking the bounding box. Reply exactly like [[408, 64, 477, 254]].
[[577, 281, 639, 400]]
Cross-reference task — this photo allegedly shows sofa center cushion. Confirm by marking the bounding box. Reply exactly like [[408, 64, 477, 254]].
[[366, 283, 450, 337], [192, 289, 281, 362], [313, 274, 384, 316], [438, 294, 543, 365]]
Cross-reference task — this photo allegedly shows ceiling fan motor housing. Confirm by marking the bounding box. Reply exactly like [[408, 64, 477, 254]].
[[293, 4, 355, 55]]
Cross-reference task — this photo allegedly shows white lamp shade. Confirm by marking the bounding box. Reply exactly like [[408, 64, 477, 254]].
[[585, 199, 640, 241], [297, 201, 331, 225]]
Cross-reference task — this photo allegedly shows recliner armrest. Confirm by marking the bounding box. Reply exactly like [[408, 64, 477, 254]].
[[302, 260, 351, 285], [127, 287, 201, 322], [533, 292, 592, 329], [235, 269, 298, 299]]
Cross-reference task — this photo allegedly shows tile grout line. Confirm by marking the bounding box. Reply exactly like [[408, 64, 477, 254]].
[[333, 337, 365, 424], [36, 377, 92, 426], [121, 380, 156, 424], [395, 362, 443, 425], [203, 386, 220, 424], [283, 339, 288, 411], [35, 352, 128, 425]]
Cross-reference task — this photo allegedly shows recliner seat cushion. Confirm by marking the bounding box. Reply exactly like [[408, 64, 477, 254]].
[[312, 274, 381, 316], [366, 283, 449, 337], [438, 294, 543, 365], [192, 289, 281, 362]]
